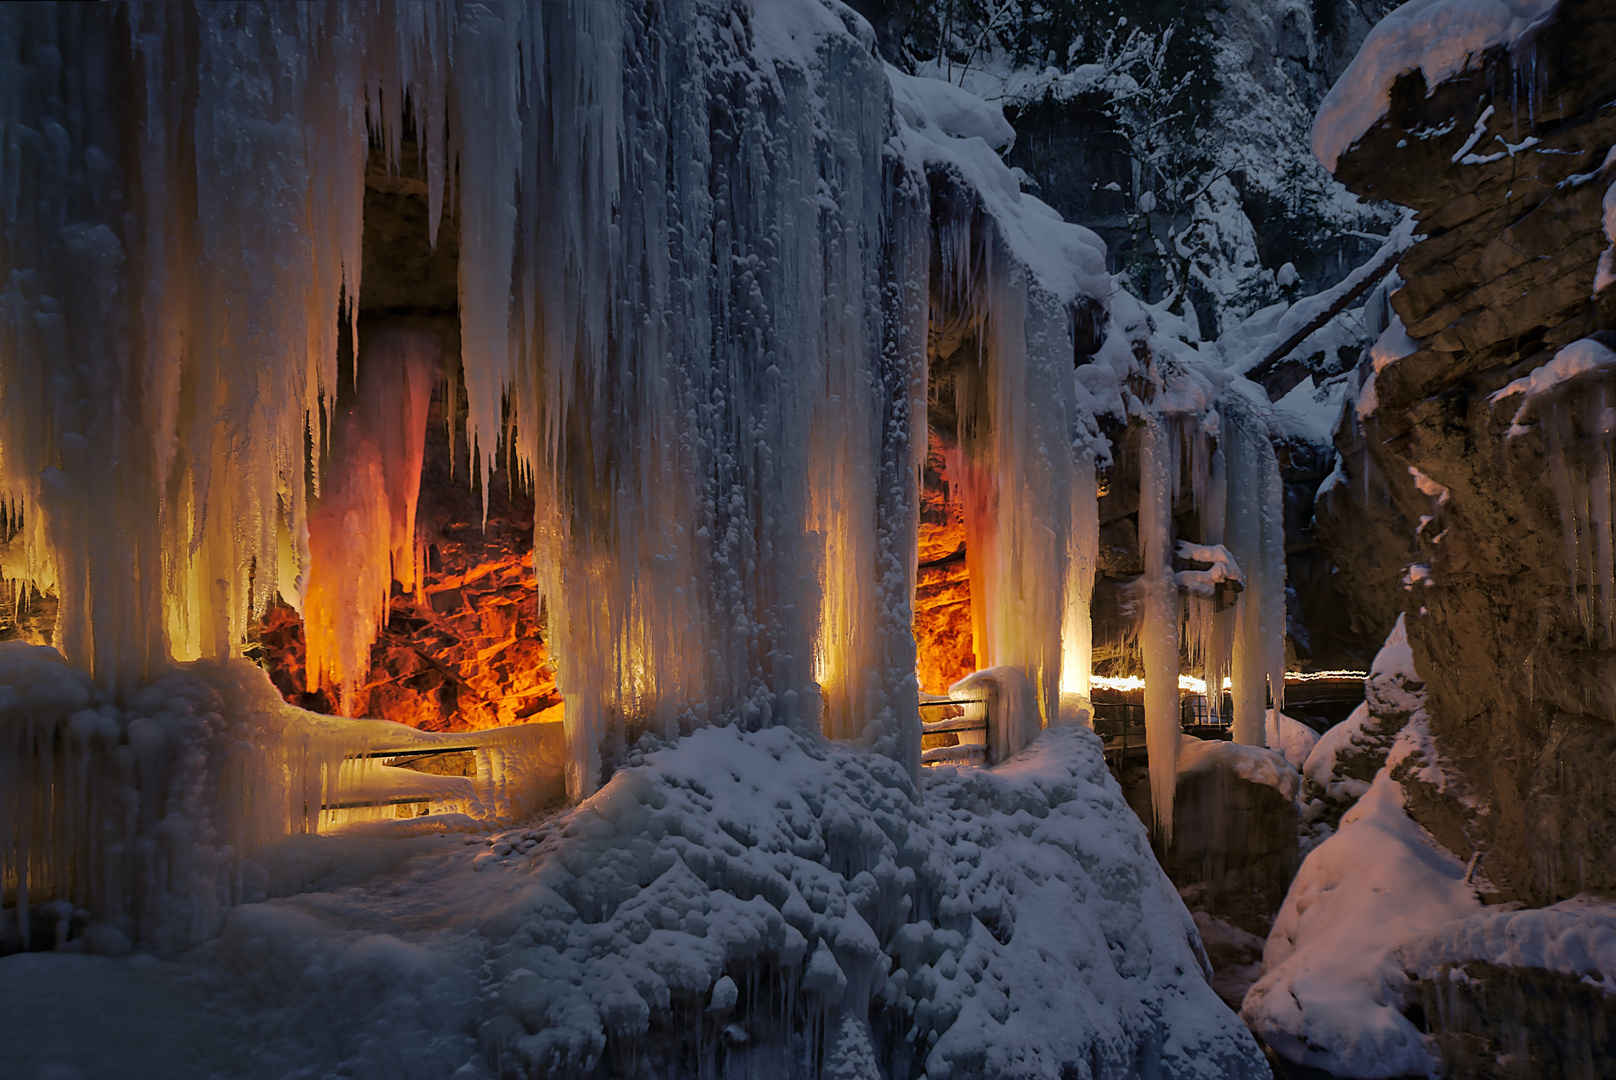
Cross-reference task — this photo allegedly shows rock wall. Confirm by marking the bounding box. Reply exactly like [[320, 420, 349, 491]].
[[1318, 0, 1616, 903], [914, 428, 974, 695]]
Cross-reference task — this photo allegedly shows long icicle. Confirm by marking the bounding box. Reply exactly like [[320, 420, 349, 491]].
[[1139, 415, 1180, 841]]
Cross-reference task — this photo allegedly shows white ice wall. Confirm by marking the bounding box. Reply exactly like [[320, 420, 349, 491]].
[[0, 3, 930, 805]]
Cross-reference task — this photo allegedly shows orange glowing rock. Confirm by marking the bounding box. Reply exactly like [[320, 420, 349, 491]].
[[914, 428, 975, 695]]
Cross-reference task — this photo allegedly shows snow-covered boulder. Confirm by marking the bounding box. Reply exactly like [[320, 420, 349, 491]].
[[1164, 735, 1301, 934], [1243, 738, 1483, 1078]]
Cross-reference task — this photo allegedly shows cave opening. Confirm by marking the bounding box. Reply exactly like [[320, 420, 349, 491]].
[[241, 136, 561, 741]]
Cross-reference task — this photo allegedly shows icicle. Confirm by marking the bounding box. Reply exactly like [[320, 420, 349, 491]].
[[1060, 447, 1100, 704], [1139, 416, 1181, 840], [1539, 383, 1616, 644], [450, 2, 522, 518]]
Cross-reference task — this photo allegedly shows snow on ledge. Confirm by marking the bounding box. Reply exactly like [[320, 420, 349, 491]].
[[1399, 897, 1616, 993], [1311, 0, 1560, 173], [887, 66, 1110, 306], [1489, 337, 1616, 435]]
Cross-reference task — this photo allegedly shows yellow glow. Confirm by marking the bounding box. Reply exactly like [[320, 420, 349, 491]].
[[1089, 670, 1367, 695]]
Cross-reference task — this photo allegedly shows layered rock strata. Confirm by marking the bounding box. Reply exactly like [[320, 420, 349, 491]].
[[1318, 0, 1616, 902]]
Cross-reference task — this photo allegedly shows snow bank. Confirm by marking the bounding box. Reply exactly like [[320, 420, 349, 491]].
[[1243, 750, 1483, 1077], [1311, 0, 1560, 171], [887, 67, 1015, 151], [889, 66, 1109, 307], [1366, 612, 1425, 717], [2, 722, 1267, 1076], [0, 643, 558, 953]]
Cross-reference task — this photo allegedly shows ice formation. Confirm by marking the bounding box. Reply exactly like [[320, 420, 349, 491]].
[[1492, 338, 1616, 642], [303, 326, 439, 716], [1223, 403, 1288, 747], [0, 12, 1311, 1044], [0, 639, 555, 955], [0, 3, 934, 803], [1138, 416, 1182, 839]]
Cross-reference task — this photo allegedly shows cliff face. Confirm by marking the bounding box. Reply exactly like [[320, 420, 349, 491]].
[[1319, 0, 1616, 903]]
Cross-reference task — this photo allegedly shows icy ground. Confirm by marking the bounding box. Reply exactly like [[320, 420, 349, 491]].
[[1, 722, 1265, 1080]]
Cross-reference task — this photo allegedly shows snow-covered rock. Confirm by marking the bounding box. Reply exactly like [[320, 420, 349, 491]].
[[1264, 708, 1319, 772], [1243, 747, 1483, 1078], [1311, 0, 1558, 171]]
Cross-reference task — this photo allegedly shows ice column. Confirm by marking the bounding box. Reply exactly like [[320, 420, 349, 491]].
[[1224, 406, 1287, 744], [1139, 416, 1181, 839], [1061, 448, 1100, 702], [302, 327, 439, 716], [933, 199, 1077, 736], [501, 6, 927, 796]]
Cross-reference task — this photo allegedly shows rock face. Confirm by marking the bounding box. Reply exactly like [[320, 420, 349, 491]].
[[1318, 0, 1616, 903], [914, 427, 974, 695]]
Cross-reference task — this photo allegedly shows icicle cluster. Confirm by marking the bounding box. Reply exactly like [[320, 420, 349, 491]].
[[1127, 396, 1288, 838], [0, 3, 934, 802], [1492, 339, 1616, 643], [931, 203, 1091, 744], [1543, 387, 1616, 643]]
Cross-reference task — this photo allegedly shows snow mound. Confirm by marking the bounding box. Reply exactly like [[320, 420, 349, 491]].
[[887, 67, 1015, 151], [949, 665, 1041, 765], [474, 723, 1266, 1078], [1243, 743, 1483, 1078], [889, 67, 1109, 306], [1302, 702, 1375, 802], [1365, 612, 1425, 717], [1312, 0, 1559, 171]]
